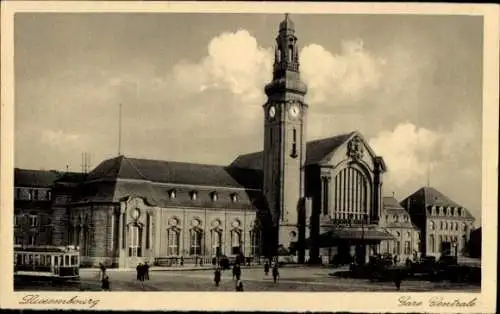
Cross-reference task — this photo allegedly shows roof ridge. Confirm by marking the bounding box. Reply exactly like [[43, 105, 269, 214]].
[[306, 131, 355, 144]]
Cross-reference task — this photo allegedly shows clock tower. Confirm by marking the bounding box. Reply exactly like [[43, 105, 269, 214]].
[[263, 14, 308, 259]]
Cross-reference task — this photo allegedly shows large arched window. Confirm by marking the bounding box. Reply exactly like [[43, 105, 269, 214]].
[[189, 228, 203, 256], [429, 234, 435, 253], [167, 228, 180, 256], [231, 230, 242, 255], [332, 167, 369, 220]]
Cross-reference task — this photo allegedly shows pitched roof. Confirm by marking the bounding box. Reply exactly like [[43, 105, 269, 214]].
[[381, 196, 418, 229], [87, 156, 263, 190], [401, 186, 475, 220], [14, 168, 64, 188], [230, 132, 355, 169]]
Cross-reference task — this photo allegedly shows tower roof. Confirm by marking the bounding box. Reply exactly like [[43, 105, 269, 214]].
[[279, 13, 295, 33]]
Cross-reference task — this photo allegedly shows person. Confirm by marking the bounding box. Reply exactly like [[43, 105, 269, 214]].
[[272, 264, 280, 284], [235, 279, 244, 292], [214, 267, 221, 287], [144, 262, 150, 280], [101, 275, 110, 291], [264, 261, 270, 276], [393, 255, 398, 265], [136, 263, 142, 281], [394, 269, 403, 290], [99, 263, 106, 280], [180, 256, 184, 266], [232, 263, 241, 280]]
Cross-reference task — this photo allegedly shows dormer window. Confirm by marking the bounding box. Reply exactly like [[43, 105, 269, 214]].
[[211, 192, 218, 202], [168, 189, 176, 199], [393, 215, 398, 222], [190, 191, 198, 201], [231, 193, 238, 203], [404, 215, 409, 222]]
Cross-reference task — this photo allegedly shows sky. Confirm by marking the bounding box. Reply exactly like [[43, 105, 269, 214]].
[[14, 13, 483, 223]]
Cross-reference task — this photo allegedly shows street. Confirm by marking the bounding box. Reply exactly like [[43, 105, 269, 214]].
[[15, 266, 480, 292]]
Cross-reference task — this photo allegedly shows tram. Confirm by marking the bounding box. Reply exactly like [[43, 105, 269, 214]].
[[14, 245, 80, 281]]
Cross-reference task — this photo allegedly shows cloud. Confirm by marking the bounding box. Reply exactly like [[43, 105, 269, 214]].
[[300, 39, 385, 105], [40, 130, 85, 151], [369, 123, 442, 187], [171, 30, 273, 103]]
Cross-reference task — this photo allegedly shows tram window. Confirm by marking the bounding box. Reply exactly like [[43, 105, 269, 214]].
[[71, 256, 77, 266], [65, 255, 69, 266], [34, 255, 40, 265], [54, 256, 58, 267], [40, 255, 45, 265], [28, 254, 33, 265]]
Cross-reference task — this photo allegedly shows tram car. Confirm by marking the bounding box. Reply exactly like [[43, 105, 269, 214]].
[[14, 245, 80, 282]]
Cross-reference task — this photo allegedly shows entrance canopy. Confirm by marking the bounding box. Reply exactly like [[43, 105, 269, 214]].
[[309, 228, 395, 248]]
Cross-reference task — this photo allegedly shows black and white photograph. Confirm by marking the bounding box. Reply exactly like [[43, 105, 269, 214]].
[[1, 2, 498, 313]]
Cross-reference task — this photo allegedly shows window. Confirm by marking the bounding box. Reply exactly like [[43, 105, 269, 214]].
[[444, 221, 448, 230], [393, 215, 398, 222], [250, 229, 260, 257], [65, 255, 70, 266], [407, 232, 411, 238], [15, 236, 22, 245], [14, 215, 19, 227], [404, 241, 411, 255], [463, 223, 468, 233], [146, 214, 151, 249], [128, 224, 142, 257], [29, 215, 38, 227], [429, 235, 435, 253], [211, 230, 222, 257], [404, 215, 409, 222], [231, 230, 242, 255], [440, 221, 443, 230], [393, 241, 401, 255], [33, 189, 39, 200], [211, 192, 218, 202], [455, 222, 459, 231], [231, 193, 238, 203], [461, 235, 467, 251], [429, 220, 435, 230], [190, 191, 198, 201], [71, 256, 78, 266], [47, 191, 52, 200], [15, 188, 21, 200], [168, 189, 176, 199], [167, 229, 180, 256], [189, 229, 202, 255], [29, 235, 36, 245], [385, 215, 389, 222]]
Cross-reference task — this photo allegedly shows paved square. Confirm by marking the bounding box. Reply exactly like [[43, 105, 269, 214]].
[[15, 266, 480, 292]]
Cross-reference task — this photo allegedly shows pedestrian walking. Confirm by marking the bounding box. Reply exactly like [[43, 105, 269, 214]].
[[235, 279, 244, 292], [232, 263, 241, 280], [136, 263, 142, 281], [144, 262, 150, 280], [214, 268, 221, 287], [272, 264, 279, 284], [393, 269, 403, 290], [99, 262, 106, 280], [264, 261, 270, 276], [101, 275, 110, 291]]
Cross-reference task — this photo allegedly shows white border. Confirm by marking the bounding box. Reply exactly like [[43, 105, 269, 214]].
[[1, 2, 498, 313]]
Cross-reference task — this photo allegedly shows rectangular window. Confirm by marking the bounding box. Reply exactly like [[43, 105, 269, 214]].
[[404, 241, 411, 255], [47, 191, 52, 200], [190, 230, 202, 255], [128, 225, 142, 257], [15, 188, 21, 200], [33, 189, 39, 200], [146, 214, 150, 249], [71, 255, 77, 266], [167, 229, 180, 256], [212, 231, 222, 257], [29, 215, 38, 227], [14, 215, 19, 227], [29, 235, 36, 245]]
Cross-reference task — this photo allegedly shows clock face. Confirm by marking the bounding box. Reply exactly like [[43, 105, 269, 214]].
[[289, 104, 300, 118], [268, 106, 276, 118]]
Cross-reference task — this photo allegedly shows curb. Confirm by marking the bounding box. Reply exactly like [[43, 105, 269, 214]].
[[80, 264, 313, 273]]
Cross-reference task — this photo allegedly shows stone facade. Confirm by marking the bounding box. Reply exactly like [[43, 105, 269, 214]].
[[401, 187, 475, 258], [379, 196, 420, 262]]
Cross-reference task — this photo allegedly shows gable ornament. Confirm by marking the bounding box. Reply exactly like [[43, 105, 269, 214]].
[[347, 136, 364, 160]]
